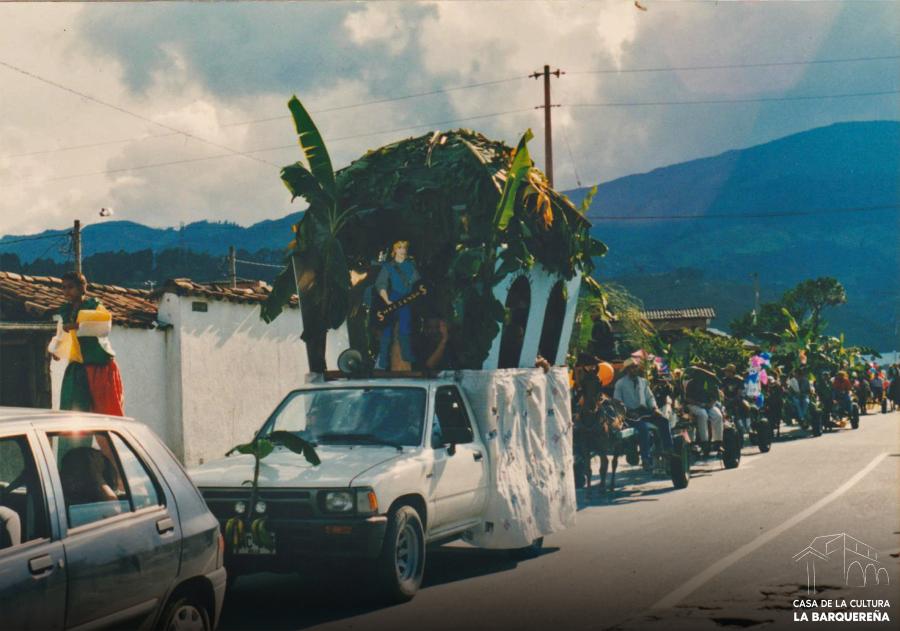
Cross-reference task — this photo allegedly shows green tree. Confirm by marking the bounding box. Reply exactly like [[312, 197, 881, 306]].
[[782, 277, 847, 337]]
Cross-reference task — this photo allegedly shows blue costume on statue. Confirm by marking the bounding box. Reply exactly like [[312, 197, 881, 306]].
[[375, 243, 420, 370]]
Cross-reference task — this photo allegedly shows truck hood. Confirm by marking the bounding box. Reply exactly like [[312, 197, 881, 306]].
[[189, 445, 403, 489]]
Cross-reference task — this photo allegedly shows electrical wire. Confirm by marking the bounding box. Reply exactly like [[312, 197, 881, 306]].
[[234, 258, 284, 269], [569, 53, 900, 75], [585, 203, 900, 221], [1, 108, 537, 188], [566, 88, 900, 108], [0, 59, 278, 168], [1, 75, 528, 160], [0, 232, 72, 248]]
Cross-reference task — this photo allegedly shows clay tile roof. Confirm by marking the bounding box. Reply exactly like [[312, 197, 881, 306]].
[[156, 278, 298, 307], [0, 271, 158, 328], [640, 307, 716, 321]]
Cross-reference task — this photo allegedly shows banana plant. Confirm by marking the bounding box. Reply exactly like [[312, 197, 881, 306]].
[[223, 431, 320, 551], [261, 96, 356, 372]]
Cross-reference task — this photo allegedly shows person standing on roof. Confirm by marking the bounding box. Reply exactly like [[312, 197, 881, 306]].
[[51, 272, 125, 416], [375, 240, 421, 371]]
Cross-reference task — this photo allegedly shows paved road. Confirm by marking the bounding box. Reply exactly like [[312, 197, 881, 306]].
[[220, 412, 899, 631]]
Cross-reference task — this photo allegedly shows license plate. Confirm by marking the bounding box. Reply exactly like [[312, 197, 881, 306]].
[[234, 532, 276, 555]]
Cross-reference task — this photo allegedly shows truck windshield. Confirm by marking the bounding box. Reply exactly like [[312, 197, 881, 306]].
[[263, 387, 427, 448]]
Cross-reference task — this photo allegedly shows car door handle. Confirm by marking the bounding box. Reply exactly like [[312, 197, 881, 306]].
[[29, 555, 54, 576], [156, 517, 175, 534], [473, 451, 484, 461]]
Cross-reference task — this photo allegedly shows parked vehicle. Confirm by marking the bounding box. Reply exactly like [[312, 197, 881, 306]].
[[0, 407, 226, 631], [192, 370, 572, 604]]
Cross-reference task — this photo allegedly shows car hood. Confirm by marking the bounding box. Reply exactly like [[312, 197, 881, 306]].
[[189, 445, 404, 489]]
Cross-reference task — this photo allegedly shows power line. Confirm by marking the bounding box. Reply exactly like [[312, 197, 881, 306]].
[[220, 75, 528, 127], [4, 53, 897, 161], [234, 258, 283, 269], [569, 53, 900, 75], [567, 88, 900, 108], [0, 232, 71, 248], [1, 108, 536, 188], [3, 132, 180, 159], [0, 59, 278, 168], [1, 75, 527, 161], [586, 203, 900, 221]]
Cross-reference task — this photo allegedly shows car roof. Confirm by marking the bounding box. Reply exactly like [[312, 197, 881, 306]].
[[0, 406, 139, 427]]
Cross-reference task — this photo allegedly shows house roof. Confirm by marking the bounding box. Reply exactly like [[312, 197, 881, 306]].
[[157, 278, 299, 308], [0, 271, 158, 328], [640, 307, 716, 321], [0, 272, 298, 329]]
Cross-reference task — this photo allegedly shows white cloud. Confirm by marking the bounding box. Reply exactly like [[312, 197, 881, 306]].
[[0, 1, 896, 239]]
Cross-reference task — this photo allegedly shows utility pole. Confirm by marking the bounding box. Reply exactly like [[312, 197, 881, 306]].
[[72, 219, 82, 275], [752, 272, 760, 324], [530, 65, 564, 187], [228, 245, 237, 288]]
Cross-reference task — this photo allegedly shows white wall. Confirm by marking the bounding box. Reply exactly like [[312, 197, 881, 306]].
[[51, 327, 167, 441], [174, 296, 314, 467]]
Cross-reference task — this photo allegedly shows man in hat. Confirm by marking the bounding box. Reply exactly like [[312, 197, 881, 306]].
[[684, 364, 723, 454], [614, 358, 673, 472]]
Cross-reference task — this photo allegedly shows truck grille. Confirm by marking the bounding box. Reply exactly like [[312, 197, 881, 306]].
[[200, 488, 315, 520]]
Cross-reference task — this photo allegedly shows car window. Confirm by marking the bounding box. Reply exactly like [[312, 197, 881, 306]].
[[109, 433, 162, 511], [49, 432, 131, 528], [0, 435, 49, 550], [433, 386, 474, 447]]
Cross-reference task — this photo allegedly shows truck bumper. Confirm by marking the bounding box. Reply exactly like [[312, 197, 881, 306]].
[[224, 515, 388, 574]]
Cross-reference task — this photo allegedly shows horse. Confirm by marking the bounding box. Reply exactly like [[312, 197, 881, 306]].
[[574, 396, 628, 496]]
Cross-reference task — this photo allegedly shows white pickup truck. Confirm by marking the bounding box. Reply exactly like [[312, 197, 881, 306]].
[[191, 369, 575, 602]]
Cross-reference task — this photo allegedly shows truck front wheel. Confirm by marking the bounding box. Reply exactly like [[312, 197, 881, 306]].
[[375, 505, 426, 603]]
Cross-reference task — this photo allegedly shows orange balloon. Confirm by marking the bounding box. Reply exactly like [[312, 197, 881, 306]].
[[597, 362, 615, 386]]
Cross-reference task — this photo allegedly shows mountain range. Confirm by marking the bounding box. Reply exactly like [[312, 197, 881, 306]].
[[2, 121, 898, 349]]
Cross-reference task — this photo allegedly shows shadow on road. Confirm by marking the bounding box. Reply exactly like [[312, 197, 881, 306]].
[[218, 545, 556, 630]]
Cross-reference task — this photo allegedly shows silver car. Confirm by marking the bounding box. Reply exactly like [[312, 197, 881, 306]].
[[0, 408, 226, 630]]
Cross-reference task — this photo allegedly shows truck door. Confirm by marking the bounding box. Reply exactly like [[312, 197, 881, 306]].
[[428, 386, 488, 531]]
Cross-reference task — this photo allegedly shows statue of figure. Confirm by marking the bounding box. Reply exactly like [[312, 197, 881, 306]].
[[375, 240, 421, 370]]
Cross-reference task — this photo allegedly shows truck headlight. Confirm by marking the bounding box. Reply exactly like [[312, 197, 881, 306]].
[[254, 500, 267, 514], [234, 500, 247, 515], [324, 491, 354, 512]]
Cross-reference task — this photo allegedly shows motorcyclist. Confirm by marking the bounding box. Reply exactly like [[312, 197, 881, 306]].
[[832, 371, 853, 417], [683, 364, 724, 455], [787, 368, 812, 423], [721, 364, 749, 434], [855, 375, 872, 414], [613, 358, 673, 472]]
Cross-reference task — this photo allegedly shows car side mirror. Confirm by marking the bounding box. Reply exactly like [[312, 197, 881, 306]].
[[441, 425, 472, 454]]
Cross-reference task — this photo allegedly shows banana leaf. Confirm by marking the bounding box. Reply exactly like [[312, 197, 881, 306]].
[[288, 96, 335, 198]]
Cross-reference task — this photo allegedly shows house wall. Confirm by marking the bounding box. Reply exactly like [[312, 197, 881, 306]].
[[173, 295, 322, 467], [50, 326, 168, 440], [483, 266, 582, 369]]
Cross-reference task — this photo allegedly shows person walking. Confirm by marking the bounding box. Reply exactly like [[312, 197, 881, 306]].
[[51, 272, 125, 415]]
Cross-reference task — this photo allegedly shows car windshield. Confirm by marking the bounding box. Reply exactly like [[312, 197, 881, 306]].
[[263, 387, 427, 448]]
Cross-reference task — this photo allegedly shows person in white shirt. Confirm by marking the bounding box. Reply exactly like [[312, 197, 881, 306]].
[[614, 359, 673, 472]]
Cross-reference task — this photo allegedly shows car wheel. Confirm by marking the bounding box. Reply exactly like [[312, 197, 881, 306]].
[[375, 505, 425, 603], [158, 595, 211, 631]]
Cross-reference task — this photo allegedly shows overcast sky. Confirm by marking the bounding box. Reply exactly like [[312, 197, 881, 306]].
[[0, 1, 897, 236]]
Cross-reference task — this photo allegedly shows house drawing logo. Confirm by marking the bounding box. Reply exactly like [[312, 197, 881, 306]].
[[793, 533, 891, 594]]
